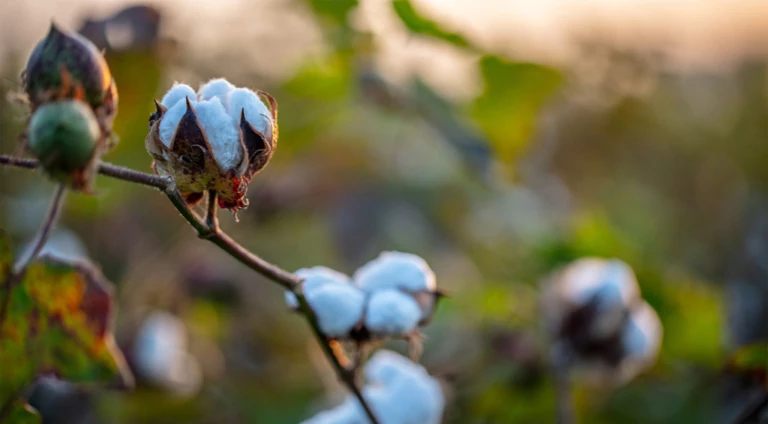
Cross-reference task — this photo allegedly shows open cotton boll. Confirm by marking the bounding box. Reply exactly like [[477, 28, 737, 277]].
[[194, 98, 243, 172], [365, 349, 422, 385], [198, 78, 235, 109], [133, 311, 188, 384], [228, 87, 273, 138], [306, 283, 365, 337], [158, 98, 190, 147], [285, 266, 352, 309], [161, 83, 196, 109], [354, 251, 436, 294], [365, 289, 422, 335]]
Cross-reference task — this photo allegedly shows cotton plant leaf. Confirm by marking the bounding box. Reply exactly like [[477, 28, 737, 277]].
[[392, 0, 471, 48], [0, 230, 132, 419]]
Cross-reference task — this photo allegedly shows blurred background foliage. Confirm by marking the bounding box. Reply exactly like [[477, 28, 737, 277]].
[[0, 0, 766, 422]]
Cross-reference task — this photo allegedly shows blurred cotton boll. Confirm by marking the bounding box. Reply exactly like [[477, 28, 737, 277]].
[[542, 257, 663, 386], [303, 350, 444, 424], [365, 289, 422, 336], [284, 266, 355, 310], [543, 257, 641, 341], [21, 228, 89, 264], [132, 311, 202, 397], [354, 251, 436, 293]]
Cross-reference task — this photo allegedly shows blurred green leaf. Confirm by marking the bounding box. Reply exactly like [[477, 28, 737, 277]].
[[728, 343, 768, 383], [0, 230, 132, 413], [306, 0, 358, 26], [472, 56, 562, 166], [392, 0, 470, 48]]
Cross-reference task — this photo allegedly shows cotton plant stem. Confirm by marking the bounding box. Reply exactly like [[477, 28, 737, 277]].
[[0, 154, 381, 424], [551, 343, 576, 424]]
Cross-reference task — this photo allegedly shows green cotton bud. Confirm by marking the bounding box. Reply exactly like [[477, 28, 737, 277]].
[[24, 23, 114, 110], [28, 100, 100, 183]]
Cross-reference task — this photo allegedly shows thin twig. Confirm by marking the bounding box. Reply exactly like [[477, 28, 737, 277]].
[[729, 391, 768, 424], [551, 343, 576, 424], [0, 154, 381, 423], [0, 155, 168, 190], [12, 183, 67, 275], [205, 190, 219, 231]]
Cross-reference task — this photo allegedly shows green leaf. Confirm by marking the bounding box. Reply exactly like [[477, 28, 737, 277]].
[[306, 0, 358, 26], [471, 56, 563, 166], [0, 231, 132, 415], [392, 0, 470, 48]]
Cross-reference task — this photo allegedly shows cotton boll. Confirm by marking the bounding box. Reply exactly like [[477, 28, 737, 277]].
[[158, 98, 191, 147], [24, 228, 89, 263], [195, 98, 243, 172], [285, 266, 353, 309], [228, 87, 273, 139], [365, 289, 422, 335], [354, 252, 436, 294], [365, 350, 421, 385], [161, 83, 196, 109], [306, 283, 365, 337], [198, 78, 235, 109], [133, 311, 188, 384]]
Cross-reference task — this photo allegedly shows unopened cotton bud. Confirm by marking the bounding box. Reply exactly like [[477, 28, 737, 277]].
[[365, 289, 422, 335], [306, 283, 365, 337], [24, 23, 112, 110], [28, 100, 100, 185], [354, 251, 436, 294]]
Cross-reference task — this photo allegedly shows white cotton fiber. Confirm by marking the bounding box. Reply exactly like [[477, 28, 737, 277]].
[[158, 98, 191, 147], [365, 350, 421, 385], [354, 252, 436, 294], [285, 266, 352, 309], [228, 87, 273, 139], [306, 283, 365, 337], [198, 78, 235, 109], [133, 311, 188, 384], [302, 350, 445, 424], [194, 98, 243, 172], [365, 289, 421, 335], [161, 83, 196, 109], [622, 301, 662, 362]]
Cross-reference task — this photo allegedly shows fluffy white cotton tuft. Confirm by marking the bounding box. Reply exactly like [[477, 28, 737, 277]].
[[194, 98, 243, 172], [228, 87, 273, 139], [285, 266, 352, 309], [304, 350, 444, 424], [158, 98, 190, 147], [306, 283, 365, 337], [198, 78, 235, 109], [622, 301, 662, 363], [365, 289, 421, 335], [354, 252, 436, 294], [161, 83, 196, 109], [365, 349, 421, 385], [132, 311, 202, 396]]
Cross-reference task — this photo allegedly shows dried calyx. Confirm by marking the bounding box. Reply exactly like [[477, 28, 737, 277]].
[[145, 79, 278, 211], [22, 23, 119, 190]]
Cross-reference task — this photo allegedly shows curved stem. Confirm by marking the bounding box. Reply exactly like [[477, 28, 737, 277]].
[[13, 183, 67, 275], [551, 342, 576, 424], [0, 154, 380, 423]]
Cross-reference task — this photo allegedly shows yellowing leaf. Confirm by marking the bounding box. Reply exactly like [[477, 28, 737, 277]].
[[0, 231, 132, 418]]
